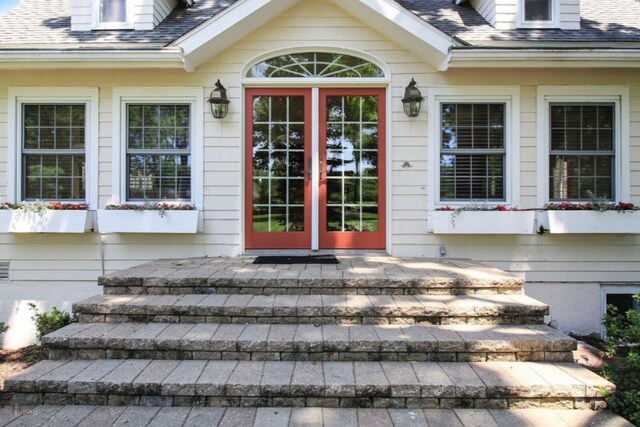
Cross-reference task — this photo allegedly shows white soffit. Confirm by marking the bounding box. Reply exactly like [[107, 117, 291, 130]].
[[331, 0, 456, 70], [174, 0, 301, 72]]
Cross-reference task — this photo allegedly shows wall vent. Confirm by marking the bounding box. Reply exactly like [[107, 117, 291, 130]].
[[0, 262, 9, 280]]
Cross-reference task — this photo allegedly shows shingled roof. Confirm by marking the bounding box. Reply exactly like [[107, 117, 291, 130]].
[[0, 0, 639, 48]]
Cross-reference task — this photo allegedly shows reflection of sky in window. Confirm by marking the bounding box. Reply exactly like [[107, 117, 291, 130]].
[[442, 129, 457, 149], [441, 155, 455, 168]]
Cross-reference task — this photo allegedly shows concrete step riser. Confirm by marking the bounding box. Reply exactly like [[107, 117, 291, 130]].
[[102, 286, 523, 297], [48, 348, 575, 363], [77, 314, 546, 326], [10, 392, 608, 410]]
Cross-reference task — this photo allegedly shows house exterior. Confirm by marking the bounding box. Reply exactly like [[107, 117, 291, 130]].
[[0, 0, 639, 348]]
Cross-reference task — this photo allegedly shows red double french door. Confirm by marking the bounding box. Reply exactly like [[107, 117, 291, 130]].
[[245, 88, 386, 250]]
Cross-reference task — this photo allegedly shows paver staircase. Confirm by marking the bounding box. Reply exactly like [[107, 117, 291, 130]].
[[3, 257, 623, 424]]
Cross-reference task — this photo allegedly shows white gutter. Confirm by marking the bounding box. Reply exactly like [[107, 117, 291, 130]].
[[448, 48, 640, 68], [0, 48, 185, 69]]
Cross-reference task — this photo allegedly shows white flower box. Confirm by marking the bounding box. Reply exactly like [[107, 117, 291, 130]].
[[0, 209, 92, 233], [429, 210, 536, 234], [540, 210, 640, 234], [97, 209, 200, 234]]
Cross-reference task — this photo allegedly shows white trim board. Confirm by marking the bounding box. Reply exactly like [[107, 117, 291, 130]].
[[7, 87, 100, 208], [110, 87, 205, 209], [535, 85, 630, 206]]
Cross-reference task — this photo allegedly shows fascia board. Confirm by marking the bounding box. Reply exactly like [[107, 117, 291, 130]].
[[331, 0, 454, 68], [0, 49, 185, 69], [176, 0, 300, 71], [448, 49, 640, 68]]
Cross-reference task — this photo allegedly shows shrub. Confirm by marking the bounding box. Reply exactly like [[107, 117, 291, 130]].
[[28, 303, 78, 341], [0, 322, 8, 334], [602, 294, 640, 425]]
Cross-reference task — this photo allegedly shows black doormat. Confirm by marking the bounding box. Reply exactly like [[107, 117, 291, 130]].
[[253, 255, 340, 265]]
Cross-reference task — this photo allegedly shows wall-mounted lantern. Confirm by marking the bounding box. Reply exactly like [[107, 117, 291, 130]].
[[207, 80, 230, 119], [402, 78, 424, 118]]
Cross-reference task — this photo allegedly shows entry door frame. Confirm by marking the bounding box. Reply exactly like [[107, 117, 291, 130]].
[[242, 84, 391, 252], [244, 88, 313, 249]]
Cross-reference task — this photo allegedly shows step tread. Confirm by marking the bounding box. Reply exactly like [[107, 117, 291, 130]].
[[43, 323, 576, 353], [73, 294, 548, 317], [6, 360, 614, 399], [1, 406, 634, 427], [100, 257, 524, 289]]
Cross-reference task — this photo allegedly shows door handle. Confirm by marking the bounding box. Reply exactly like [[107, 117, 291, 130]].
[[319, 157, 325, 181], [307, 157, 312, 180]]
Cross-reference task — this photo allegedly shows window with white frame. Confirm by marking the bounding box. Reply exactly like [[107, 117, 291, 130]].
[[112, 88, 203, 207], [429, 87, 519, 209], [8, 88, 98, 206], [440, 103, 507, 201], [549, 103, 615, 201], [92, 0, 131, 29], [125, 104, 192, 201], [537, 86, 629, 206], [601, 285, 640, 337]]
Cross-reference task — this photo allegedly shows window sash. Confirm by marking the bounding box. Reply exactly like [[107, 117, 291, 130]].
[[548, 103, 615, 201], [125, 103, 192, 202], [524, 0, 552, 22], [100, 0, 127, 23], [439, 103, 507, 201], [21, 104, 87, 201]]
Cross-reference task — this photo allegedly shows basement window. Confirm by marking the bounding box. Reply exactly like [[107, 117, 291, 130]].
[[601, 285, 640, 336]]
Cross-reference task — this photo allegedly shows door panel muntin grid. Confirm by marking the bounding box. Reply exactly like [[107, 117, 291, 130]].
[[252, 95, 306, 232], [325, 96, 379, 232]]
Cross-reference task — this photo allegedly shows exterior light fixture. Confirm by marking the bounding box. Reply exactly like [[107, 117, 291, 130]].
[[207, 79, 230, 119], [402, 78, 424, 118]]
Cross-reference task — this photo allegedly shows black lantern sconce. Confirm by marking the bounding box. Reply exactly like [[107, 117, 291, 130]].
[[207, 79, 230, 119], [402, 78, 424, 118]]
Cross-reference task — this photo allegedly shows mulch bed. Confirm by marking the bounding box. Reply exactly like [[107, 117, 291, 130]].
[[0, 346, 48, 406]]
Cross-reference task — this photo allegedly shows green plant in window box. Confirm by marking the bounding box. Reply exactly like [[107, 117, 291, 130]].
[[105, 202, 196, 217]]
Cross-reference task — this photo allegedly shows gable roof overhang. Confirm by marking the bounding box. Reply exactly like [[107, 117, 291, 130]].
[[448, 47, 640, 68], [174, 0, 457, 72], [0, 48, 185, 70]]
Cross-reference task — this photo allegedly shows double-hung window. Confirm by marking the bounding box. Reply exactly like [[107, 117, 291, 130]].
[[440, 103, 506, 201], [9, 88, 98, 206], [126, 104, 191, 201], [537, 86, 629, 205], [22, 104, 86, 201], [429, 87, 520, 209], [113, 88, 203, 207], [549, 104, 615, 201]]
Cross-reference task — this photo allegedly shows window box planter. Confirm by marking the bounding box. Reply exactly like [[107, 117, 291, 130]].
[[97, 209, 200, 234], [0, 210, 92, 233], [428, 210, 536, 234], [539, 210, 640, 234]]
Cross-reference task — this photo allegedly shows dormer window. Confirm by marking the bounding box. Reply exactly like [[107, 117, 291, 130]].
[[524, 0, 551, 22], [92, 0, 133, 29], [517, 0, 559, 28]]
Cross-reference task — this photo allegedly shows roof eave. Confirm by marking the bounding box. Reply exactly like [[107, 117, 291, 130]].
[[448, 48, 640, 68], [0, 48, 185, 69]]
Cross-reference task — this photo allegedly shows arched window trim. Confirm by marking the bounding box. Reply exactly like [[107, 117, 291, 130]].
[[245, 51, 387, 79]]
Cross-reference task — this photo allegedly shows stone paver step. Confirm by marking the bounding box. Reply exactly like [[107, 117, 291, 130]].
[[74, 294, 548, 325], [0, 406, 634, 427], [6, 360, 614, 409], [44, 323, 576, 363], [100, 257, 524, 296]]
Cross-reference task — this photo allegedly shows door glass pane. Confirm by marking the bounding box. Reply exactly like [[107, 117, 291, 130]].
[[252, 96, 306, 232], [325, 95, 379, 232]]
